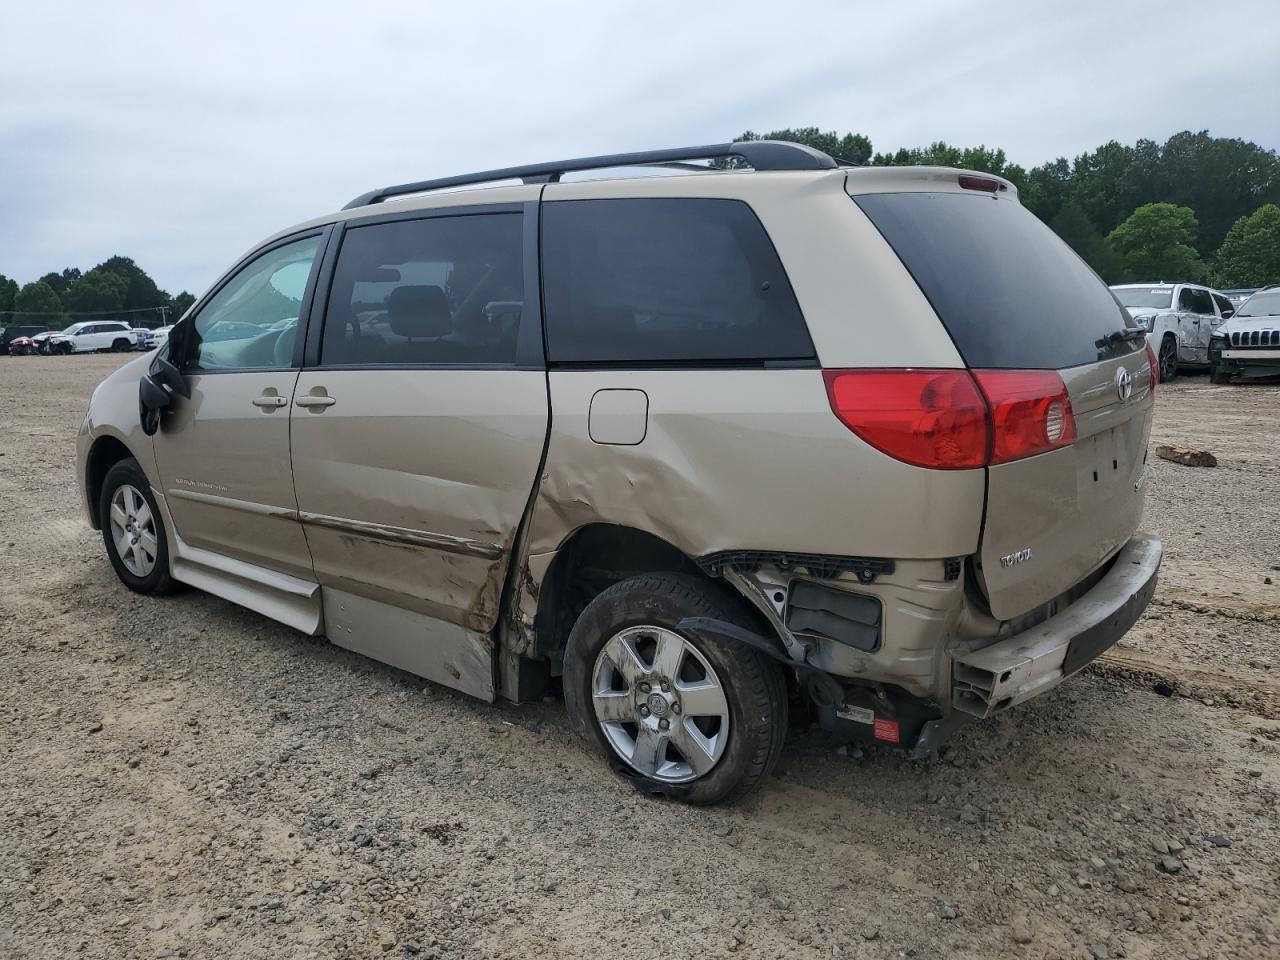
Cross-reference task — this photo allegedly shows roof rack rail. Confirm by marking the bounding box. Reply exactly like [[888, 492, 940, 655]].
[[341, 140, 837, 210]]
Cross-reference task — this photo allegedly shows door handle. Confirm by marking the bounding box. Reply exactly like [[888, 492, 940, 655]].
[[252, 394, 288, 408], [295, 394, 336, 409]]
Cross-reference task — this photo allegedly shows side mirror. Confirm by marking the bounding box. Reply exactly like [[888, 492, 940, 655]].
[[150, 354, 190, 399], [138, 374, 171, 436]]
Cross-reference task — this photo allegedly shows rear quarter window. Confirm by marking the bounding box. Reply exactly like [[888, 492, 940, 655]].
[[541, 198, 815, 365], [854, 192, 1133, 369]]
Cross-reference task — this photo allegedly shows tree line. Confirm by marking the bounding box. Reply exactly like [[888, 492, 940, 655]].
[[731, 128, 1280, 287], [0, 257, 195, 330], [4, 128, 1278, 331]]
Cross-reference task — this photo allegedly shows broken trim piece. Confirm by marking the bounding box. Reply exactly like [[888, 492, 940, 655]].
[[697, 550, 895, 584]]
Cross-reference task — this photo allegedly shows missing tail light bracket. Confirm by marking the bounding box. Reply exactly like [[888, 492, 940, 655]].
[[696, 550, 895, 584]]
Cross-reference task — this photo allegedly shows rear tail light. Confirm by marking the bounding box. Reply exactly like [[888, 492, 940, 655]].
[[1144, 341, 1158, 394], [823, 370, 987, 469], [970, 370, 1076, 464], [824, 368, 1075, 470]]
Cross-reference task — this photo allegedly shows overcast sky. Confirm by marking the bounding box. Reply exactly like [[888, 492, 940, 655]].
[[2, 0, 1276, 297]]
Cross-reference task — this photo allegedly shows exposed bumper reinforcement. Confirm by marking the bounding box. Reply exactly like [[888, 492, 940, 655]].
[[951, 533, 1162, 718]]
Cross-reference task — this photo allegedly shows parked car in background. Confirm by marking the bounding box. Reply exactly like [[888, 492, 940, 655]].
[[1210, 286, 1280, 383], [48, 321, 141, 355], [1222, 288, 1257, 306], [151, 324, 175, 348], [77, 141, 1161, 804], [7, 335, 39, 355], [131, 328, 156, 351], [33, 331, 59, 354], [1110, 282, 1234, 380], [1, 325, 50, 355]]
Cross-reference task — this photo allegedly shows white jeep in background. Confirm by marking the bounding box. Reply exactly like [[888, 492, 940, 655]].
[[1110, 282, 1234, 380], [1210, 286, 1280, 383], [48, 321, 141, 354]]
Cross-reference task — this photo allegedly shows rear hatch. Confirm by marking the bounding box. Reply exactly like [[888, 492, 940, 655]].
[[854, 184, 1154, 620]]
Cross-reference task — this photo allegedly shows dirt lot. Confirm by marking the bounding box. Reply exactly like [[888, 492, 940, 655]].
[[1, 353, 1278, 960]]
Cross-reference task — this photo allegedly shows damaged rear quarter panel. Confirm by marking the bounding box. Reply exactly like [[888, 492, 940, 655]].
[[508, 369, 984, 653]]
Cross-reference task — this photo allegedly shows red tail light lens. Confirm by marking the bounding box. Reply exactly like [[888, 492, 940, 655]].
[[823, 369, 988, 469], [971, 370, 1076, 464], [958, 174, 1000, 192], [1144, 341, 1158, 394], [823, 368, 1077, 469]]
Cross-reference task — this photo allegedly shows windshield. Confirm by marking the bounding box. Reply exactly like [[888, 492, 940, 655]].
[[1112, 287, 1173, 309], [1237, 291, 1280, 318]]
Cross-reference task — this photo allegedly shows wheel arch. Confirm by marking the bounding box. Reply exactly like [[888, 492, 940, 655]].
[[85, 434, 137, 529], [528, 523, 775, 666]]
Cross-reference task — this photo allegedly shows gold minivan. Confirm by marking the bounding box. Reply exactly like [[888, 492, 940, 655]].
[[77, 142, 1162, 803]]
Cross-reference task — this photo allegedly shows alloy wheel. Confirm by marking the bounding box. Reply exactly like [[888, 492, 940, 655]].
[[591, 625, 730, 783], [1159, 339, 1177, 380], [109, 484, 159, 577]]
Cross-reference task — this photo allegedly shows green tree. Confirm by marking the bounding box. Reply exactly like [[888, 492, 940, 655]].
[[13, 280, 64, 323], [1157, 131, 1280, 253], [39, 268, 82, 299], [1213, 204, 1280, 288], [1050, 201, 1124, 282], [168, 291, 196, 322], [95, 255, 168, 310], [0, 273, 18, 321], [62, 268, 129, 315], [1107, 203, 1205, 282]]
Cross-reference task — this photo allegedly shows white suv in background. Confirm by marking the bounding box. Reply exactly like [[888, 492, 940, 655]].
[[1110, 282, 1235, 380], [49, 321, 141, 354]]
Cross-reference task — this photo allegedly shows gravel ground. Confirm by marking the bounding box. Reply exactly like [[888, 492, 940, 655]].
[[1, 354, 1278, 960]]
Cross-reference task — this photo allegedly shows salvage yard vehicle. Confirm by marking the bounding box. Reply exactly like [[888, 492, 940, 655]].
[[77, 141, 1162, 804], [1110, 282, 1235, 380], [1, 324, 50, 355], [1210, 286, 1280, 383], [6, 335, 39, 356], [49, 320, 141, 354]]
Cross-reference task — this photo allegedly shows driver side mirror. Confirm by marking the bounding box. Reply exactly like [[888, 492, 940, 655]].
[[138, 354, 192, 435]]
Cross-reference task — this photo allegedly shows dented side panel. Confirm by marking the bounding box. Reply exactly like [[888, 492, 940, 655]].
[[289, 368, 550, 634]]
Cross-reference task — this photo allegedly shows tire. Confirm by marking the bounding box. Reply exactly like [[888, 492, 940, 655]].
[[98, 458, 179, 595], [112, 338, 130, 353], [58, 342, 73, 355], [1209, 361, 1230, 385], [1157, 335, 1178, 381], [563, 572, 787, 805]]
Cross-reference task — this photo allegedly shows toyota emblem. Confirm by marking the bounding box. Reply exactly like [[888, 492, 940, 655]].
[[1115, 367, 1133, 401]]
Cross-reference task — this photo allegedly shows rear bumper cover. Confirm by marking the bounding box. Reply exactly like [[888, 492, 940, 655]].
[[951, 533, 1162, 718]]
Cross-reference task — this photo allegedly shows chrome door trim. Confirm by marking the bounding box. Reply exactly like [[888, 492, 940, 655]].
[[297, 511, 504, 561], [167, 487, 300, 520]]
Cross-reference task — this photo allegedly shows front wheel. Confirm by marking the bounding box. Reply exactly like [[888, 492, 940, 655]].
[[99, 458, 179, 595], [1157, 336, 1178, 381], [563, 573, 787, 805]]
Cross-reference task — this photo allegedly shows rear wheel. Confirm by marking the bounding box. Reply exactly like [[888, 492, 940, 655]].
[[1158, 335, 1178, 381], [563, 573, 787, 805], [112, 338, 130, 353], [99, 458, 179, 595]]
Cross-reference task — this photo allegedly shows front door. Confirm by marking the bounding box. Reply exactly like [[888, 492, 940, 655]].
[[288, 206, 547, 699], [152, 232, 325, 580], [1176, 286, 1214, 362]]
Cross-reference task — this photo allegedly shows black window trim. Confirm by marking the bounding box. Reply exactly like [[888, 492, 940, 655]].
[[175, 225, 334, 376], [538, 196, 818, 370], [303, 200, 546, 371]]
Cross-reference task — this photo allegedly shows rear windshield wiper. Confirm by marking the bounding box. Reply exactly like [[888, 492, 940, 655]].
[[1095, 327, 1147, 349]]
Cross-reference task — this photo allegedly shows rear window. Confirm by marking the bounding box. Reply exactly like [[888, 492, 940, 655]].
[[855, 192, 1133, 369], [1113, 287, 1173, 310], [541, 198, 814, 365]]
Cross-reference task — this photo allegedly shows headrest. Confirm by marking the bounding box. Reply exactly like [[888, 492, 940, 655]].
[[388, 285, 452, 339]]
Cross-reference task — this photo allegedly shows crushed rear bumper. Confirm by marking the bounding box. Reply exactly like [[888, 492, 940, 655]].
[[951, 533, 1162, 718]]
